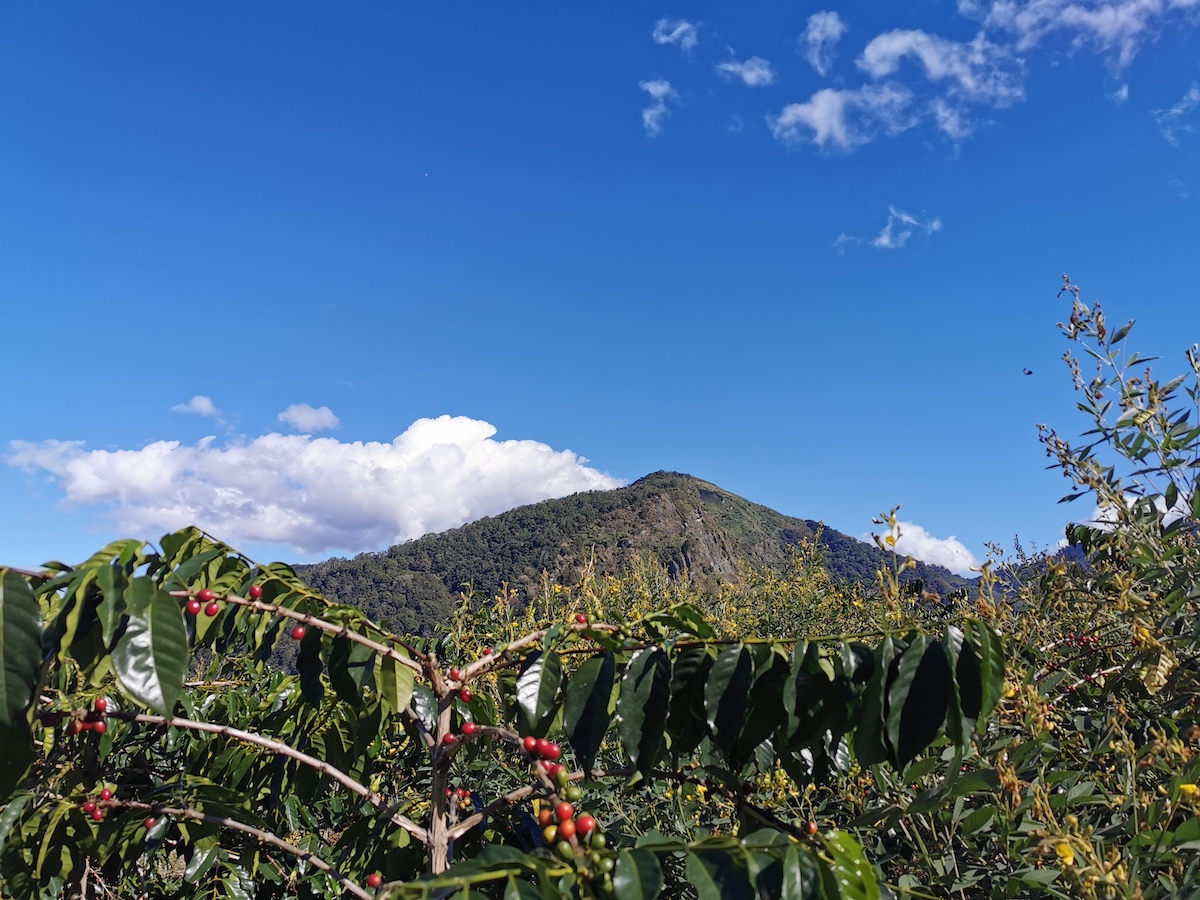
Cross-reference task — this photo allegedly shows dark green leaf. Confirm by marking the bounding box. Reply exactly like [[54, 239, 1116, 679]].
[[618, 647, 671, 779], [614, 848, 664, 900], [852, 637, 894, 767], [782, 846, 822, 899], [563, 651, 616, 774], [686, 848, 755, 900], [297, 626, 325, 705], [0, 570, 42, 727], [894, 640, 951, 767], [704, 645, 752, 757]]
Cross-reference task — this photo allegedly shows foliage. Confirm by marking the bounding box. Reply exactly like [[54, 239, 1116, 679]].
[[300, 471, 974, 636], [0, 522, 996, 898], [3, 276, 1200, 899]]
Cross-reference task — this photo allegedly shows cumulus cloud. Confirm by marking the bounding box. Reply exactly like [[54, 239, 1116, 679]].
[[769, 83, 916, 150], [803, 11, 848, 76], [1153, 82, 1200, 145], [170, 396, 221, 418], [652, 18, 699, 53], [7, 416, 624, 556], [278, 403, 340, 432], [866, 521, 981, 574], [715, 56, 776, 87], [640, 79, 679, 136]]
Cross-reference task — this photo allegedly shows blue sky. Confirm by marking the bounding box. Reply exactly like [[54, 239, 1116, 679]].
[[2, 1, 1198, 575]]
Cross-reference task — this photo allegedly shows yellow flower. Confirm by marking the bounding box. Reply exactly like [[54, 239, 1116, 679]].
[[1056, 843, 1075, 866], [1181, 783, 1199, 796]]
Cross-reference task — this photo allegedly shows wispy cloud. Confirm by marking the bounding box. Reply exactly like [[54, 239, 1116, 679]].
[[873, 206, 943, 248], [960, 0, 1195, 69], [835, 206, 943, 251], [769, 84, 916, 150], [7, 416, 623, 556], [170, 396, 221, 418], [763, 0, 1197, 153], [802, 11, 848, 76], [277, 403, 340, 432], [714, 56, 776, 87], [858, 30, 1023, 105], [652, 18, 699, 54], [1153, 82, 1200, 145], [1112, 83, 1130, 103], [640, 79, 679, 136]]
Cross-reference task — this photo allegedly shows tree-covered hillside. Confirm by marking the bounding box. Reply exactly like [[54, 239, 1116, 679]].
[[299, 471, 974, 633]]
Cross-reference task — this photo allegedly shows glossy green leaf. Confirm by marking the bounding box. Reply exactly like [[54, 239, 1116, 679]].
[[822, 831, 880, 900], [563, 651, 616, 774], [0, 570, 42, 727], [297, 625, 325, 705], [686, 848, 755, 900], [852, 637, 894, 767], [111, 582, 188, 715], [782, 846, 822, 899], [618, 647, 671, 778], [376, 652, 415, 716], [894, 640, 952, 767], [704, 644, 752, 757], [614, 848, 664, 900], [0, 719, 34, 798], [327, 635, 374, 706], [517, 650, 562, 735]]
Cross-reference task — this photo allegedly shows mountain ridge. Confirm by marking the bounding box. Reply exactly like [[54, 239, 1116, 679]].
[[297, 471, 975, 634]]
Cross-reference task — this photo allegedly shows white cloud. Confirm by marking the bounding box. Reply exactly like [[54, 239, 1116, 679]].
[[858, 29, 1023, 105], [866, 521, 981, 574], [652, 18, 699, 53], [873, 205, 943, 248], [962, 0, 1194, 68], [170, 395, 221, 418], [7, 416, 624, 556], [278, 403, 340, 432], [803, 11, 848, 76], [769, 84, 916, 150], [1111, 82, 1129, 103], [1153, 82, 1200, 145], [640, 79, 678, 136], [715, 56, 776, 87]]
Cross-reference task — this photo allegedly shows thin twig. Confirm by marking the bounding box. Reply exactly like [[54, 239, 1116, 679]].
[[123, 712, 427, 842], [104, 799, 373, 900]]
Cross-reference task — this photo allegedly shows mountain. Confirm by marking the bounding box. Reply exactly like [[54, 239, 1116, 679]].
[[297, 472, 975, 635]]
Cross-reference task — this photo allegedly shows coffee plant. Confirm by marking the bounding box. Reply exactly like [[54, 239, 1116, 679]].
[[2, 277, 1198, 898]]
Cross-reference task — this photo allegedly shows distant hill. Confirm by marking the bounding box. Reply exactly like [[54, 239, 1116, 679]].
[[297, 472, 975, 634]]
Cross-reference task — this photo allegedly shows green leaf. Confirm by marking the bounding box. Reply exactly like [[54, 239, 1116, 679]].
[[0, 792, 30, 856], [782, 846, 822, 899], [376, 653, 415, 716], [0, 719, 34, 797], [617, 647, 671, 779], [0, 570, 43, 727], [297, 626, 325, 705], [894, 640, 952, 767], [965, 620, 1004, 725], [516, 650, 562, 735], [327, 635, 374, 706], [1110, 318, 1134, 345], [822, 831, 880, 900], [184, 836, 221, 883], [852, 637, 894, 767], [111, 583, 188, 715], [614, 848, 664, 900], [94, 563, 128, 646], [686, 848, 755, 900], [563, 651, 616, 774], [704, 645, 752, 757]]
